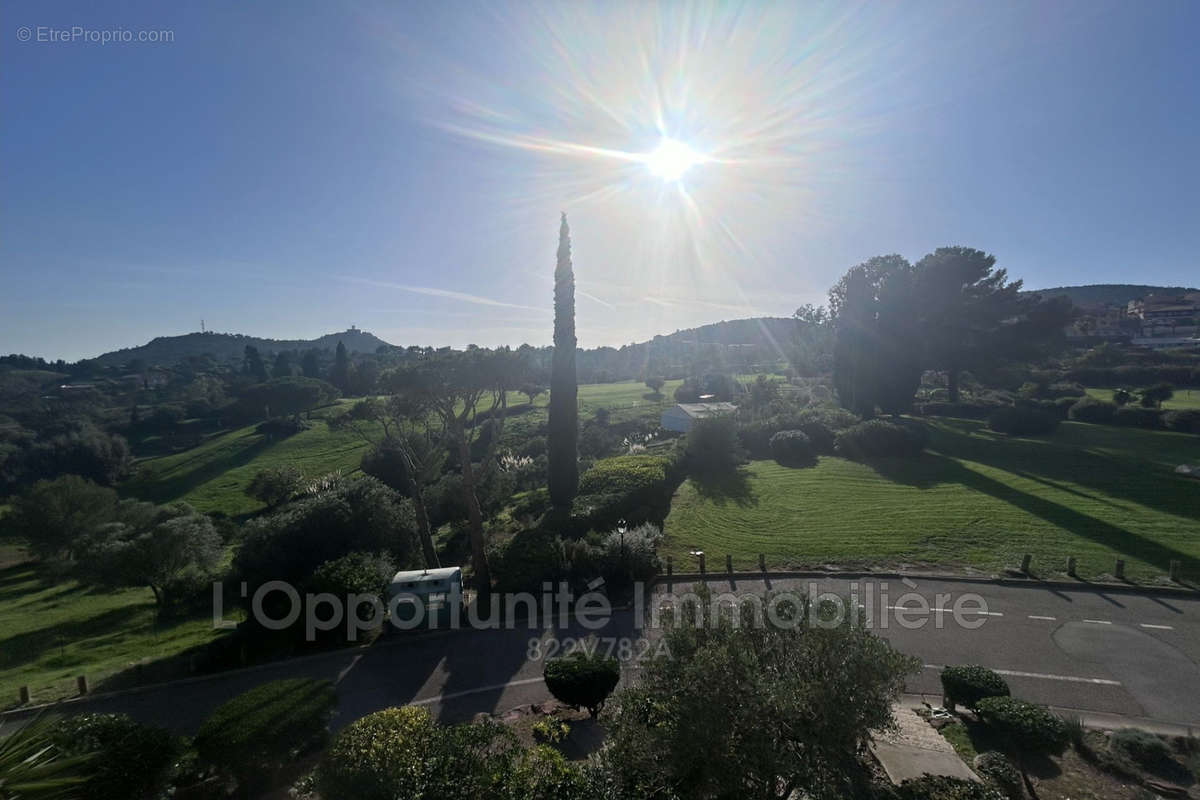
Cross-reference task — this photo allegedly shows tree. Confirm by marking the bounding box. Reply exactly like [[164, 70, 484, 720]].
[[270, 351, 293, 378], [644, 376, 665, 396], [2, 475, 119, 560], [601, 588, 919, 799], [520, 383, 546, 406], [26, 422, 133, 486], [245, 465, 304, 508], [236, 376, 339, 421], [1140, 382, 1174, 408], [243, 345, 268, 382], [332, 341, 351, 394], [300, 349, 321, 379], [832, 266, 878, 417], [548, 213, 579, 509], [874, 261, 922, 415], [77, 502, 223, 610]]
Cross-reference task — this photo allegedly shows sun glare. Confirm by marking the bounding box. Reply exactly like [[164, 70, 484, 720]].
[[645, 138, 704, 181]]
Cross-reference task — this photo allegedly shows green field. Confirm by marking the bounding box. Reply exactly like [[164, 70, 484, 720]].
[[663, 418, 1200, 582], [0, 550, 225, 708], [1084, 386, 1200, 410], [126, 380, 681, 516]]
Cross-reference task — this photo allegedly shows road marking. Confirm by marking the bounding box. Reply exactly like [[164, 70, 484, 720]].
[[886, 605, 1003, 617], [923, 664, 1120, 686], [1028, 615, 1057, 621], [1082, 619, 1112, 625], [1140, 623, 1174, 631], [410, 676, 545, 706]]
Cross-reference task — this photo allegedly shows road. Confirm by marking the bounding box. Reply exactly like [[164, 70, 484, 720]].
[[3, 576, 1198, 733]]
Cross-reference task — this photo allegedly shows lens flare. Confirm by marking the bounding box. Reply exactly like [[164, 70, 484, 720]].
[[644, 138, 704, 181]]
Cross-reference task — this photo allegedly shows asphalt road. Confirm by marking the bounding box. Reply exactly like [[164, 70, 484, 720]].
[[4, 577, 1198, 733]]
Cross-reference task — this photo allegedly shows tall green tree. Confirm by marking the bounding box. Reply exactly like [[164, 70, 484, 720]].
[[548, 213, 579, 509], [243, 345, 268, 382], [832, 266, 878, 417], [874, 260, 922, 416], [300, 349, 321, 379], [332, 341, 352, 394], [271, 351, 293, 378]]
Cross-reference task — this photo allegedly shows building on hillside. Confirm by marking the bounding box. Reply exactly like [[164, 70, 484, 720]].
[[1127, 293, 1199, 337], [660, 401, 737, 433]]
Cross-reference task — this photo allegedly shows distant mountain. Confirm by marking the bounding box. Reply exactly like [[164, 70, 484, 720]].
[[90, 328, 393, 368], [1025, 284, 1198, 308]]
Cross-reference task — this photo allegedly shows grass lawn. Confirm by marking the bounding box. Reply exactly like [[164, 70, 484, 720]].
[[0, 550, 225, 709], [1084, 386, 1200, 410], [662, 418, 1200, 582]]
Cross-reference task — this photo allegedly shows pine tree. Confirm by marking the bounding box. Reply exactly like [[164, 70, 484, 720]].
[[548, 213, 579, 508], [332, 341, 351, 394]]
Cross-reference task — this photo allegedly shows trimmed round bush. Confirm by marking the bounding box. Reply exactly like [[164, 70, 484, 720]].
[[835, 419, 928, 459], [316, 706, 436, 800], [1111, 727, 1171, 769], [194, 678, 336, 791], [491, 529, 564, 594], [769, 430, 815, 466], [940, 665, 1010, 710], [973, 752, 1022, 800], [1068, 396, 1116, 425], [543, 651, 621, 717], [50, 713, 180, 800], [1164, 409, 1200, 434], [976, 697, 1069, 757], [987, 406, 1061, 436]]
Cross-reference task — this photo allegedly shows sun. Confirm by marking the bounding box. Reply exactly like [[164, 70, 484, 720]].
[[644, 138, 704, 181]]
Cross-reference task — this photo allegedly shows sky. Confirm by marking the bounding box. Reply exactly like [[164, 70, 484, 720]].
[[2, 1, 1198, 362]]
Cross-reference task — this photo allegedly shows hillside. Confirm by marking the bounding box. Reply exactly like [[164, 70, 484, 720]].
[[90, 328, 393, 368], [1026, 284, 1197, 308]]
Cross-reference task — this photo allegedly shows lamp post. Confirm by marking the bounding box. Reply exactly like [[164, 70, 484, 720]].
[[617, 518, 627, 572]]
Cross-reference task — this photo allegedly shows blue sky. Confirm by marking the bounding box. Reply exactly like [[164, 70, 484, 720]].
[[2, 1, 1198, 361]]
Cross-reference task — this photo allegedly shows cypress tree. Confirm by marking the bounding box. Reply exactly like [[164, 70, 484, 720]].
[[548, 213, 579, 508]]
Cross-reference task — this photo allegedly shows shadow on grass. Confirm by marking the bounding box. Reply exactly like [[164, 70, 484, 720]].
[[690, 468, 758, 508], [0, 604, 152, 671], [125, 433, 273, 504]]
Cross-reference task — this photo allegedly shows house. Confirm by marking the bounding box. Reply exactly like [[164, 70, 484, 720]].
[[660, 401, 737, 433]]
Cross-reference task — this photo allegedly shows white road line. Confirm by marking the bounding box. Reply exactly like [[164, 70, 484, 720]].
[[410, 676, 545, 707], [923, 664, 1120, 686], [1082, 619, 1112, 625], [1028, 615, 1057, 621], [1140, 623, 1175, 631], [886, 605, 1003, 617]]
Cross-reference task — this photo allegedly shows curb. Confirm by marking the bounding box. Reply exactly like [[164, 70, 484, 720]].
[[653, 569, 1199, 598]]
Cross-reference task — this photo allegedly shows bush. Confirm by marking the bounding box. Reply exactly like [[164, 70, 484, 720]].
[[1068, 396, 1117, 424], [50, 713, 180, 800], [195, 678, 335, 792], [1164, 409, 1200, 434], [543, 651, 621, 717], [244, 465, 304, 507], [987, 406, 1061, 436], [916, 401, 1000, 420], [896, 775, 1005, 799], [579, 455, 671, 494], [1111, 728, 1172, 769], [491, 529, 564, 594], [769, 429, 816, 466], [976, 697, 1068, 757], [973, 752, 1022, 800], [684, 415, 741, 476], [310, 551, 394, 599], [599, 522, 662, 589], [1112, 406, 1164, 429], [835, 419, 928, 459], [940, 665, 1010, 711], [255, 416, 311, 438]]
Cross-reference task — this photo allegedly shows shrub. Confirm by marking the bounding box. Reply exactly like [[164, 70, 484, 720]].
[[50, 713, 180, 800], [491, 529, 564, 594], [310, 551, 394, 598], [543, 651, 621, 717], [896, 775, 1005, 799], [835, 419, 927, 459], [1111, 728, 1172, 769], [255, 416, 311, 438], [244, 465, 304, 507], [940, 665, 1010, 711], [916, 401, 999, 420], [1164, 409, 1200, 434], [976, 697, 1069, 758], [194, 678, 336, 792], [1112, 406, 1163, 429], [599, 522, 662, 589], [684, 415, 742, 476], [1068, 396, 1117, 424], [579, 455, 671, 494], [973, 752, 1022, 800], [987, 406, 1060, 436], [769, 429, 816, 466]]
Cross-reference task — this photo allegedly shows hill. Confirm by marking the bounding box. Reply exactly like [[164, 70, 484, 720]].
[[90, 328, 393, 368], [1026, 284, 1198, 308]]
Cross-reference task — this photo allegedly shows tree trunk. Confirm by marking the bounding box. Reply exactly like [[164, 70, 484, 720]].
[[947, 368, 960, 403], [407, 472, 439, 569], [457, 435, 491, 604]]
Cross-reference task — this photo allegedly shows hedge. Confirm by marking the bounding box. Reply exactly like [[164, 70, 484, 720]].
[[1068, 396, 1117, 424], [543, 651, 621, 717], [769, 430, 816, 466], [1164, 409, 1200, 434], [940, 665, 1010, 711], [194, 678, 336, 791], [976, 697, 1069, 757], [1112, 406, 1164, 429], [50, 713, 181, 800], [835, 419, 928, 459], [987, 406, 1061, 436], [578, 455, 672, 494]]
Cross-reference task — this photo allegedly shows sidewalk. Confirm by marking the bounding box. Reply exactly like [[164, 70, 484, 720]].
[[872, 702, 980, 784]]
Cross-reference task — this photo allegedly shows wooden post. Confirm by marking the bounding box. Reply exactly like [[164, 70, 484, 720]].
[[18, 686, 30, 705], [666, 556, 673, 578], [1020, 554, 1032, 574], [758, 553, 766, 573], [76, 675, 89, 695], [1067, 556, 1077, 577], [1114, 559, 1125, 580], [1170, 560, 1181, 582], [698, 553, 706, 574], [726, 554, 733, 574]]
